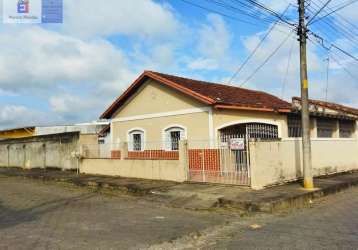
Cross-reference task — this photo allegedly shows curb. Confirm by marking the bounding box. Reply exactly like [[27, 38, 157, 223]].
[[216, 177, 358, 213], [2, 168, 358, 214]]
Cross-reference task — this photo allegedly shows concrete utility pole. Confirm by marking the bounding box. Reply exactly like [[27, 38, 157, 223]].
[[298, 0, 314, 189]]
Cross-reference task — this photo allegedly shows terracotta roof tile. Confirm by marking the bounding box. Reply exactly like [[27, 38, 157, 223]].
[[150, 71, 291, 110], [100, 71, 291, 118]]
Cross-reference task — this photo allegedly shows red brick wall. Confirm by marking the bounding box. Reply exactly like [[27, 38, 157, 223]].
[[188, 149, 220, 171], [111, 150, 121, 159], [127, 150, 179, 160]]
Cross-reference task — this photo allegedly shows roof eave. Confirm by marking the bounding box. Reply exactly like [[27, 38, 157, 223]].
[[214, 104, 291, 113], [100, 71, 215, 119]]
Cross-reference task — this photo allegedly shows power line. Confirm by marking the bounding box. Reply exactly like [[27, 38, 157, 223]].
[[178, 0, 266, 27], [309, 0, 358, 24], [239, 31, 294, 87], [309, 36, 358, 82], [242, 0, 296, 27], [204, 0, 279, 24], [307, 0, 358, 48], [309, 31, 358, 62], [325, 56, 330, 101], [228, 4, 292, 84], [178, 0, 294, 33], [281, 38, 295, 99], [307, 0, 333, 25]]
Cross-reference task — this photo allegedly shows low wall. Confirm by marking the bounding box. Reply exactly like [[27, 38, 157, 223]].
[[0, 132, 79, 170], [249, 138, 358, 189], [80, 158, 186, 182]]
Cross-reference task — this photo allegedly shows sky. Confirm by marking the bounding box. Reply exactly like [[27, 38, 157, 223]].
[[0, 0, 357, 129]]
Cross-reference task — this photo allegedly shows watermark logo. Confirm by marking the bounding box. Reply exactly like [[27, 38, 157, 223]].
[[3, 0, 63, 24], [17, 0, 29, 14]]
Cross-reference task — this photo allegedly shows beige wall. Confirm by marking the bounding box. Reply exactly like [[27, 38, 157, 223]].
[[110, 79, 290, 144], [249, 138, 358, 189], [80, 159, 186, 182], [79, 134, 98, 145], [213, 109, 288, 138], [113, 79, 204, 118], [112, 112, 210, 143]]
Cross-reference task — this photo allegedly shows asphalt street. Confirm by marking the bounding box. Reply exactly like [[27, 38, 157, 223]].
[[1, 175, 358, 250]]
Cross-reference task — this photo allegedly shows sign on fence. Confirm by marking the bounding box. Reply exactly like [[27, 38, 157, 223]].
[[229, 138, 245, 150]]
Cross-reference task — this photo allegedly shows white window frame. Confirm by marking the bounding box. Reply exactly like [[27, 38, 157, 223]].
[[162, 125, 187, 151], [127, 128, 146, 151]]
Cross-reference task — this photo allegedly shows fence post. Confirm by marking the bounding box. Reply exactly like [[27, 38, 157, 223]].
[[248, 141, 264, 190], [7, 145, 10, 168], [121, 142, 128, 160], [23, 144, 26, 169], [179, 140, 189, 181]]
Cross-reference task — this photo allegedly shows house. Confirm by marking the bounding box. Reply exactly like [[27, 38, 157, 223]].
[[101, 71, 292, 147], [101, 71, 357, 147], [79, 70, 358, 188]]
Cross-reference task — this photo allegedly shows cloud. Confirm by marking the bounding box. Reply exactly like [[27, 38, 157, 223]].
[[62, 0, 179, 38], [49, 93, 104, 122], [0, 105, 47, 128], [228, 25, 323, 101], [0, 26, 136, 93], [187, 58, 219, 70], [197, 14, 232, 60]]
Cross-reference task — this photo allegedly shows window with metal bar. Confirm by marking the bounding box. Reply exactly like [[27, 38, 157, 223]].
[[339, 120, 355, 138], [317, 118, 335, 138], [288, 116, 302, 137]]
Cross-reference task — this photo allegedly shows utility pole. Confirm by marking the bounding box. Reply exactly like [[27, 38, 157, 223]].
[[298, 0, 314, 189]]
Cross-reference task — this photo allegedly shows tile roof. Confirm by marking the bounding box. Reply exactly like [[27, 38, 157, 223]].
[[293, 97, 358, 116], [100, 71, 292, 119], [151, 71, 292, 110]]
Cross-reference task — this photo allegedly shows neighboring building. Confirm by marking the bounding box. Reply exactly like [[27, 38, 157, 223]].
[[0, 127, 35, 139], [0, 122, 109, 143]]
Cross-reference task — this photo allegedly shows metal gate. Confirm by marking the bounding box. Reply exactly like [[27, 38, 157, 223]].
[[187, 123, 278, 186]]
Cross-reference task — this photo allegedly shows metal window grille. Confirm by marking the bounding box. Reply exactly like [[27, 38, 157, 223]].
[[246, 123, 278, 139], [170, 131, 180, 150], [339, 120, 355, 138], [317, 118, 335, 138], [288, 116, 302, 137], [133, 134, 142, 151]]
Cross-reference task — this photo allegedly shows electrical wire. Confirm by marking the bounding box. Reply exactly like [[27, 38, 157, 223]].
[[239, 31, 294, 87], [227, 4, 293, 84], [307, 0, 333, 25], [281, 38, 295, 99], [325, 56, 330, 101], [309, 0, 358, 24]]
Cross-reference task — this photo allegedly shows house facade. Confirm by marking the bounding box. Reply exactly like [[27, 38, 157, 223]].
[[101, 71, 292, 149], [85, 71, 358, 187]]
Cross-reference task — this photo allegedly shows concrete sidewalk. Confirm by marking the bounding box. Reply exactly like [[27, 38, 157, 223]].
[[1, 167, 358, 213]]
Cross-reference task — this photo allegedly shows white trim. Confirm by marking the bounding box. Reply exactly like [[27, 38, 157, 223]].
[[127, 127, 146, 151], [208, 107, 214, 147], [282, 137, 357, 142], [162, 124, 187, 151], [215, 119, 283, 138], [110, 122, 114, 145], [112, 107, 211, 123]]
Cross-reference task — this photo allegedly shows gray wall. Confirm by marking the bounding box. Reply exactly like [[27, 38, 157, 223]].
[[0, 132, 79, 170]]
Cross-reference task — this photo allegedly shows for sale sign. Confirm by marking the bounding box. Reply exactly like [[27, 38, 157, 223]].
[[229, 138, 245, 150]]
